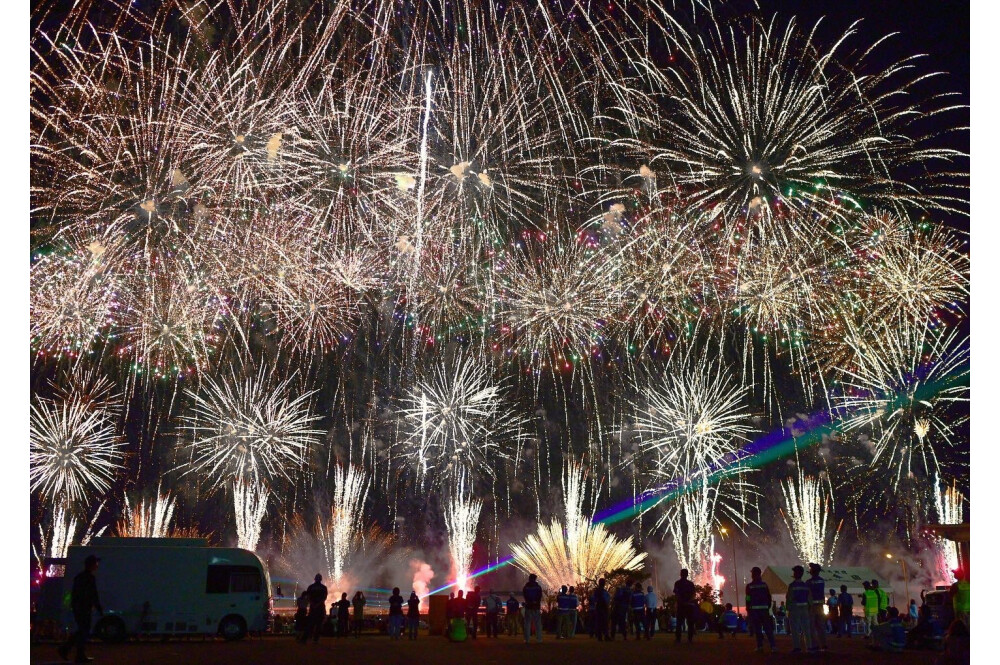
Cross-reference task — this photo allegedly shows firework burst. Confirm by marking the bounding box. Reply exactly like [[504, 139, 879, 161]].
[[30, 396, 123, 506], [930, 474, 964, 584], [33, 503, 107, 577], [835, 326, 969, 494], [177, 366, 322, 490], [400, 353, 523, 489], [647, 16, 966, 229]]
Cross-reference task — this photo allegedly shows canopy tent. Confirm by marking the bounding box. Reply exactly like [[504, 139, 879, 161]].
[[762, 566, 894, 601]]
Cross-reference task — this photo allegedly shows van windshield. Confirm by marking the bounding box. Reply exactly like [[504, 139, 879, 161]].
[[206, 565, 262, 594]]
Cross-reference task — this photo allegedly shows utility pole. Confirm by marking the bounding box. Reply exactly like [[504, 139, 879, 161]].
[[721, 526, 740, 614]]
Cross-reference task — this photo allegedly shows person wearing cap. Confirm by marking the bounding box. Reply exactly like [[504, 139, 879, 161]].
[[58, 554, 103, 663], [785, 565, 813, 652], [746, 566, 777, 652], [805, 563, 827, 651]]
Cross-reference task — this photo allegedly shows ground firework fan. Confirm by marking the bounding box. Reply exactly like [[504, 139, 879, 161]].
[[233, 479, 269, 552], [649, 17, 966, 228], [178, 367, 322, 489], [400, 353, 523, 488], [30, 397, 123, 506]]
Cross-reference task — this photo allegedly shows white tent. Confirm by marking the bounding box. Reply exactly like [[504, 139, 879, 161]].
[[762, 566, 895, 602]]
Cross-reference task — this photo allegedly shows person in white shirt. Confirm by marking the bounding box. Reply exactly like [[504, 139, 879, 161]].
[[644, 586, 659, 639]]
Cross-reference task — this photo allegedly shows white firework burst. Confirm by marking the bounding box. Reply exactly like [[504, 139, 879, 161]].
[[33, 503, 107, 577], [400, 353, 522, 488], [178, 366, 323, 489], [30, 397, 123, 505]]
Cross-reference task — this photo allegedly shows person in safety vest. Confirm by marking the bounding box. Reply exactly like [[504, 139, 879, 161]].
[[786, 565, 813, 652], [872, 579, 889, 623], [805, 563, 828, 651], [862, 581, 879, 637], [746, 566, 777, 652], [951, 567, 970, 627]]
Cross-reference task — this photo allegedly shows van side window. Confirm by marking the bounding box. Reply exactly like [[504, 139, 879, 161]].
[[206, 565, 261, 594]]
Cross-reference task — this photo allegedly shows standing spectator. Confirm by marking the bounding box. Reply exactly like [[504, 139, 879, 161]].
[[644, 586, 658, 639], [351, 590, 366, 638], [786, 565, 813, 653], [506, 593, 520, 636], [908, 598, 919, 626], [522, 573, 543, 643], [335, 592, 351, 638], [872, 579, 889, 623], [629, 583, 647, 639], [805, 563, 828, 651], [592, 578, 611, 642], [556, 585, 572, 639], [673, 569, 697, 644], [837, 585, 854, 638], [775, 601, 786, 634], [827, 589, 840, 636], [862, 581, 879, 637], [611, 584, 630, 640], [406, 591, 420, 640], [293, 591, 309, 642], [465, 586, 481, 639], [58, 555, 103, 663], [300, 574, 327, 644], [951, 568, 970, 627], [388, 587, 405, 639], [567, 586, 580, 638], [746, 566, 777, 652], [484, 589, 501, 638]]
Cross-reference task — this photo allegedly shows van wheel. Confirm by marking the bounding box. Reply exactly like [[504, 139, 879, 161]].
[[95, 616, 127, 643], [219, 615, 247, 641]]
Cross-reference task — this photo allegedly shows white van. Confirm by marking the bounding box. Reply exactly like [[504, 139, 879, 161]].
[[52, 537, 270, 642]]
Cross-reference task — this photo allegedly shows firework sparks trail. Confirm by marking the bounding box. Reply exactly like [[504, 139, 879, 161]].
[[444, 481, 482, 594], [233, 479, 269, 552], [178, 366, 323, 490], [117, 484, 178, 538], [321, 464, 371, 584], [780, 472, 842, 566], [30, 397, 123, 506], [931, 474, 964, 584], [33, 503, 107, 577]]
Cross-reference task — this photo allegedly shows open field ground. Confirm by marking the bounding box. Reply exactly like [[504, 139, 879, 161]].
[[32, 631, 949, 665]]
